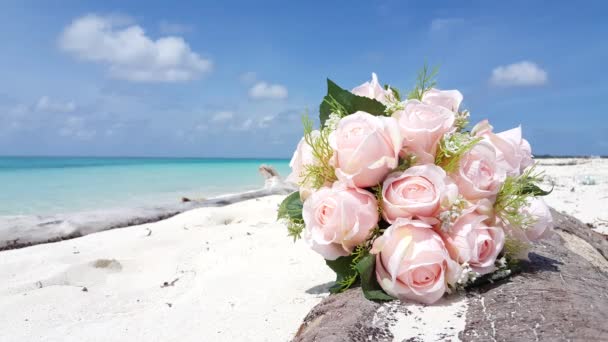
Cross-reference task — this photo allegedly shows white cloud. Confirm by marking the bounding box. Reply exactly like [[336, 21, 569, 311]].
[[430, 18, 464, 32], [249, 81, 288, 100], [36, 96, 76, 113], [211, 110, 234, 122], [59, 116, 96, 139], [158, 20, 193, 34], [258, 115, 275, 128], [59, 14, 212, 82], [490, 61, 548, 87]]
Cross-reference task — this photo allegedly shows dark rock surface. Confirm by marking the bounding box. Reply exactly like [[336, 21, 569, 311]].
[[293, 211, 608, 342], [550, 208, 608, 259]]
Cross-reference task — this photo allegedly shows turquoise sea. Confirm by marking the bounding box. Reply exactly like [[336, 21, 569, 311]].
[[0, 155, 583, 247], [0, 157, 290, 217]]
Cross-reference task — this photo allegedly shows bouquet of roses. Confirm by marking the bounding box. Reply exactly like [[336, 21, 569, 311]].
[[278, 67, 553, 304]]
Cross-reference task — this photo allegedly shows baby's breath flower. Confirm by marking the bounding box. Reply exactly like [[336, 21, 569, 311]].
[[324, 112, 342, 132], [455, 263, 480, 289], [438, 196, 466, 232], [435, 132, 482, 173], [384, 100, 405, 116]]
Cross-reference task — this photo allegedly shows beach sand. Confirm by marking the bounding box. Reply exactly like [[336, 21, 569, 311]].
[[0, 158, 606, 341], [0, 195, 333, 342], [537, 158, 608, 235]]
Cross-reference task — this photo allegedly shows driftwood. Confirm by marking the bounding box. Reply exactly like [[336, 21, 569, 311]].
[[294, 210, 608, 342]]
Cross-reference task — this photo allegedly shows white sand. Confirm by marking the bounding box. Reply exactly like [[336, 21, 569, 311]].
[[537, 158, 608, 235], [0, 195, 333, 342], [374, 295, 468, 341]]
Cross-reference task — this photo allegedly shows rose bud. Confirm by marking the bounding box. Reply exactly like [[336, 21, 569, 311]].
[[286, 131, 320, 200], [472, 120, 533, 176], [351, 73, 394, 104]]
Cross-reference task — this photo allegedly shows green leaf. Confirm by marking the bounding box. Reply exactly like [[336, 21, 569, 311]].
[[407, 64, 439, 101], [277, 191, 303, 221], [325, 255, 359, 293], [384, 84, 402, 101], [521, 183, 553, 196], [355, 254, 395, 301], [319, 79, 387, 127]]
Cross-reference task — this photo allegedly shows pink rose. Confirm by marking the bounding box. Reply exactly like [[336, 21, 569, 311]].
[[394, 100, 455, 163], [330, 112, 402, 188], [472, 120, 533, 176], [441, 210, 505, 275], [302, 183, 378, 260], [522, 197, 554, 241], [421, 88, 463, 112], [351, 73, 394, 104], [500, 198, 552, 260], [286, 131, 319, 185], [286, 131, 321, 200], [381, 164, 458, 223], [372, 219, 461, 304], [453, 141, 506, 201]]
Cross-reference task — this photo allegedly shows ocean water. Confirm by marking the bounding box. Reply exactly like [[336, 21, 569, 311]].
[[0, 157, 291, 216], [0, 156, 292, 247]]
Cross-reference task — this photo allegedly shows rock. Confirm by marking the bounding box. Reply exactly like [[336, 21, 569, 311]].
[[293, 210, 608, 342]]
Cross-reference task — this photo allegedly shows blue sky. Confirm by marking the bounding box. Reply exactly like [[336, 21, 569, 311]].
[[0, 0, 606, 157]]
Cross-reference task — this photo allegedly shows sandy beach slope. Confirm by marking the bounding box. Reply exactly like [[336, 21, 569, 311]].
[[0, 195, 333, 342], [537, 158, 608, 235]]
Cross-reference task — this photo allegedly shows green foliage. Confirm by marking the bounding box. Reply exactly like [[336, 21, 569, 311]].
[[454, 110, 470, 132], [322, 95, 349, 119], [435, 133, 482, 173], [371, 185, 384, 216], [285, 220, 305, 242], [319, 79, 387, 127], [277, 192, 305, 241], [395, 154, 417, 172], [503, 236, 530, 260], [300, 116, 337, 189], [522, 183, 553, 196], [277, 191, 303, 221], [355, 254, 396, 301], [384, 84, 402, 101], [325, 255, 359, 293], [494, 165, 553, 229], [407, 64, 439, 101], [324, 228, 387, 294]]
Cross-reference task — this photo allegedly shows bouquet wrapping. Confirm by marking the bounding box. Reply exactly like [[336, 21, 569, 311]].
[[278, 68, 552, 304]]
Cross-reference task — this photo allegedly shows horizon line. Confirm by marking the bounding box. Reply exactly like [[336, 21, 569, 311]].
[[0, 155, 292, 160]]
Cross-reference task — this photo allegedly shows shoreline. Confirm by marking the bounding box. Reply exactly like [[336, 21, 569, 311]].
[[2, 157, 606, 251], [0, 165, 296, 251]]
